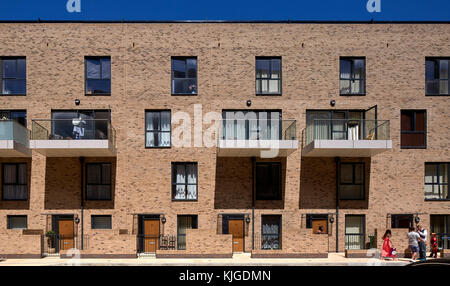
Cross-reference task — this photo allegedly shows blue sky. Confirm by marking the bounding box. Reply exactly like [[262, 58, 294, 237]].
[[0, 0, 449, 21]]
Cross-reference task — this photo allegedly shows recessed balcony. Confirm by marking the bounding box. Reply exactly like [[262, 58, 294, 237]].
[[30, 119, 116, 157], [302, 119, 392, 157], [217, 119, 298, 157], [0, 120, 31, 157]]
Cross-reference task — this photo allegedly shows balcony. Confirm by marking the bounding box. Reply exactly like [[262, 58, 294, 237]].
[[0, 120, 31, 157], [217, 119, 298, 157], [30, 119, 116, 157], [302, 119, 392, 157]]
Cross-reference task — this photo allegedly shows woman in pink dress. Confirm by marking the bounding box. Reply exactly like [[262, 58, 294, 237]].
[[381, 229, 397, 260]]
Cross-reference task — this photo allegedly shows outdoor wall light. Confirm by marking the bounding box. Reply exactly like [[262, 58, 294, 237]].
[[161, 217, 167, 224], [246, 100, 251, 107], [330, 100, 336, 107], [74, 216, 80, 224], [75, 99, 80, 106], [246, 217, 251, 223], [415, 216, 420, 224], [329, 217, 334, 223]]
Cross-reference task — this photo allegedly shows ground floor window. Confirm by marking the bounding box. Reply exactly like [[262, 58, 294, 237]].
[[91, 215, 112, 229], [261, 215, 281, 250], [391, 214, 413, 228], [7, 215, 27, 229], [345, 215, 365, 250], [306, 214, 328, 234], [177, 215, 198, 250], [430, 215, 450, 249]]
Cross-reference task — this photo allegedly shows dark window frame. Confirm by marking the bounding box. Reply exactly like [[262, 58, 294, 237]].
[[145, 110, 172, 148], [344, 214, 366, 250], [1, 57, 26, 96], [255, 162, 282, 200], [339, 57, 366, 96], [171, 162, 198, 201], [339, 162, 365, 200], [0, 110, 27, 127], [91, 215, 112, 229], [7, 215, 27, 229], [171, 56, 198, 95], [85, 162, 112, 201], [400, 109, 427, 149], [2, 163, 28, 201], [176, 215, 198, 250], [255, 57, 282, 95], [261, 215, 282, 250], [391, 214, 414, 228], [425, 162, 450, 201], [425, 57, 450, 96], [84, 56, 111, 96], [306, 214, 329, 232]]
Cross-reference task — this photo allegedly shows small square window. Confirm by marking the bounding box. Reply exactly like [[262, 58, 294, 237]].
[[391, 214, 413, 228], [91, 215, 112, 229], [7, 215, 27, 229]]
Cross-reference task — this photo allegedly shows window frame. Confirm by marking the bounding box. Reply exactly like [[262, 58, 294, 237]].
[[339, 57, 366, 96], [1, 57, 26, 96], [171, 162, 198, 201], [145, 110, 171, 149], [255, 57, 282, 96], [84, 56, 111, 96], [91, 215, 112, 229], [85, 162, 112, 201], [400, 109, 427, 149], [7, 215, 27, 230], [425, 162, 450, 201], [255, 162, 282, 200], [2, 163, 28, 201], [261, 215, 282, 250], [171, 57, 198, 95], [339, 162, 365, 200], [425, 57, 450, 96], [391, 214, 414, 228], [176, 215, 198, 250]]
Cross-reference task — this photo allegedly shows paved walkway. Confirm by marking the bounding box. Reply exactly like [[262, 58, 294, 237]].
[[0, 253, 411, 266]]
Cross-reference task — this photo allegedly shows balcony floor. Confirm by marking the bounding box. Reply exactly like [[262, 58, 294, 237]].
[[29, 140, 116, 157], [302, 139, 392, 157]]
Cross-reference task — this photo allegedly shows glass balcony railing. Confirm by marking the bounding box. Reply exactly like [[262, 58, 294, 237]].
[[218, 119, 296, 141], [0, 120, 30, 147], [303, 119, 390, 147]]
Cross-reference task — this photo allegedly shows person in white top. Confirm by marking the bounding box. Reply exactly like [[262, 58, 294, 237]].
[[417, 225, 427, 261]]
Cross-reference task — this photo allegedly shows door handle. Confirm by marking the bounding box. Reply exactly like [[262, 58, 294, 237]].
[[234, 242, 239, 244]]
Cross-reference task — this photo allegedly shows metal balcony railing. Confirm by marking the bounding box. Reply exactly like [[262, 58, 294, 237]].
[[42, 234, 89, 255], [218, 119, 296, 142], [136, 234, 177, 253], [0, 120, 30, 147], [345, 234, 366, 250]]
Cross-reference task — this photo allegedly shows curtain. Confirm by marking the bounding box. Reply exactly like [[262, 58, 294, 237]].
[[160, 111, 171, 146], [186, 164, 197, 200], [306, 111, 331, 143], [175, 165, 186, 200], [86, 59, 100, 79], [3, 164, 27, 200]]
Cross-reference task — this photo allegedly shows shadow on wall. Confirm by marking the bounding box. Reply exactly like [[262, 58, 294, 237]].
[[44, 157, 116, 210], [299, 157, 370, 210]]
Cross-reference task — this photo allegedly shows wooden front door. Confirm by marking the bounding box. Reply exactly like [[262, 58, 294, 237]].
[[144, 219, 160, 253], [312, 219, 328, 234], [229, 219, 244, 252], [58, 219, 74, 250]]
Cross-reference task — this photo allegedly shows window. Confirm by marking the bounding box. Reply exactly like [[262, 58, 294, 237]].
[[85, 57, 111, 95], [91, 215, 112, 229], [2, 163, 27, 200], [430, 215, 450, 249], [425, 163, 449, 200], [426, 58, 449, 95], [0, 110, 27, 127], [256, 162, 281, 200], [1, 57, 26, 95], [345, 215, 365, 250], [401, 110, 426, 149], [222, 110, 281, 140], [177, 215, 198, 250], [261, 215, 281, 250], [7, 215, 27, 229], [171, 57, 197, 95], [339, 162, 364, 200], [340, 57, 365, 95], [256, 57, 281, 95], [86, 163, 112, 200], [51, 110, 110, 140], [306, 214, 329, 234], [172, 163, 198, 200], [391, 214, 413, 228], [145, 111, 171, 147]]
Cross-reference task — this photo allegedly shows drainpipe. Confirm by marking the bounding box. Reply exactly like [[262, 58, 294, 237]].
[[251, 157, 255, 250], [335, 157, 340, 253], [80, 157, 85, 250]]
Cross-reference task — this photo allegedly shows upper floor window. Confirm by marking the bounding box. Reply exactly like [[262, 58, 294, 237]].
[[2, 163, 27, 201], [171, 57, 197, 95], [340, 57, 365, 95], [0, 110, 27, 127], [91, 215, 112, 229], [7, 215, 27, 229], [86, 163, 112, 200], [172, 162, 198, 201], [85, 57, 111, 95], [339, 162, 364, 200], [426, 58, 449, 96], [391, 214, 413, 228], [401, 110, 426, 149], [256, 57, 281, 95], [256, 162, 282, 200], [1, 57, 26, 95], [145, 110, 171, 148], [425, 163, 449, 201]]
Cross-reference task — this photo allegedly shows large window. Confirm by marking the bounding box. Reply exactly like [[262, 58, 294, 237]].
[[426, 58, 449, 96], [2, 163, 27, 200], [430, 215, 450, 249], [256, 162, 281, 200], [7, 215, 27, 229], [340, 57, 365, 95], [0, 110, 27, 127], [177, 215, 198, 250], [401, 110, 426, 149], [85, 57, 111, 95], [345, 215, 365, 250], [145, 111, 171, 148], [1, 57, 26, 95], [222, 110, 281, 140], [425, 163, 449, 200], [51, 110, 110, 140], [91, 215, 112, 229], [171, 57, 197, 95], [391, 214, 413, 228], [255, 57, 281, 95], [86, 163, 112, 200], [172, 163, 198, 201], [339, 162, 365, 200], [261, 215, 281, 250]]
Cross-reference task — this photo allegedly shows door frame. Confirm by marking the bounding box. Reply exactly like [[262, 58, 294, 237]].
[[222, 214, 245, 253], [51, 214, 75, 253], [137, 214, 161, 253]]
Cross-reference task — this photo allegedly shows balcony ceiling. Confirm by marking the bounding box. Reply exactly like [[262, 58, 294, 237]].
[[217, 139, 298, 157], [0, 140, 31, 157], [302, 139, 392, 157]]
